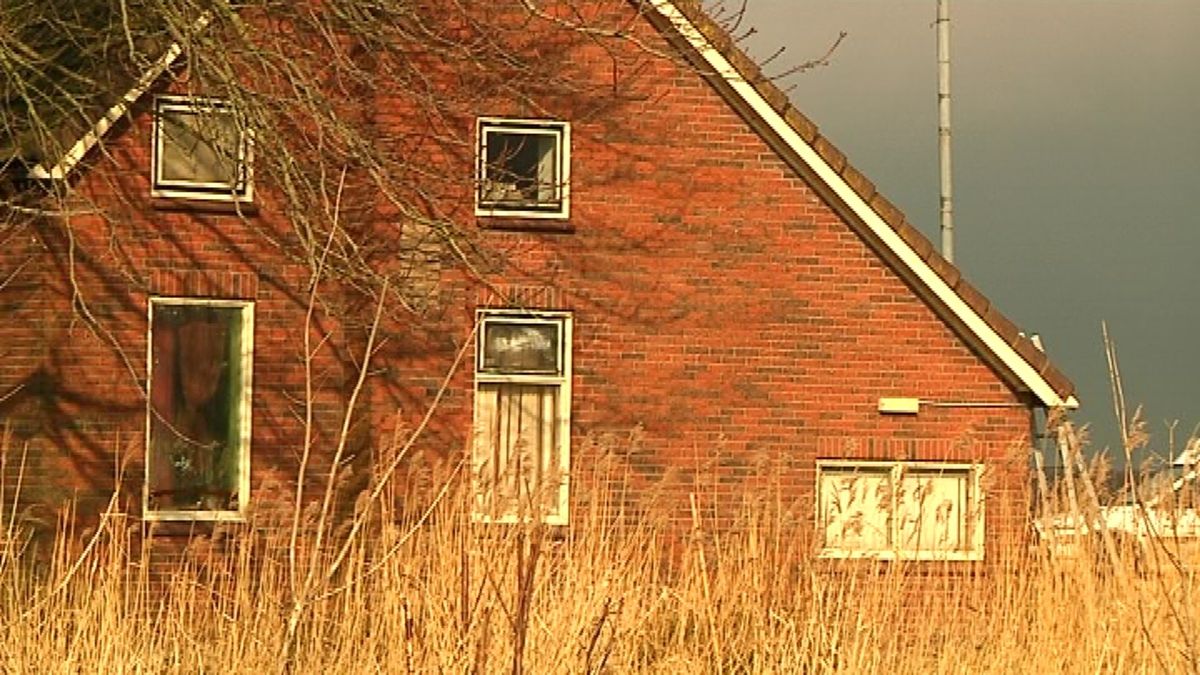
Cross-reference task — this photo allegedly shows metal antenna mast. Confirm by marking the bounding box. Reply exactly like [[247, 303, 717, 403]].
[[937, 0, 954, 262]]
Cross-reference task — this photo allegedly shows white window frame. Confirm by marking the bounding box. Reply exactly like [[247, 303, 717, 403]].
[[144, 297, 254, 522], [816, 460, 985, 561], [475, 117, 570, 220], [152, 95, 254, 202], [472, 309, 572, 525]]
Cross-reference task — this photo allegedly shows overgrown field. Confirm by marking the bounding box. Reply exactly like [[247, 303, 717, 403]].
[[1, 426, 1198, 673], [0, 498, 1197, 672]]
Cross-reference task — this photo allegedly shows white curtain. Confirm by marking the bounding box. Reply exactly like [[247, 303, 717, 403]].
[[473, 383, 564, 520]]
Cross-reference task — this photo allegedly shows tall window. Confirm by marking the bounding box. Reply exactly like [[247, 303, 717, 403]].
[[476, 118, 570, 219], [152, 96, 253, 202], [817, 461, 985, 560], [472, 310, 572, 524], [146, 298, 254, 521]]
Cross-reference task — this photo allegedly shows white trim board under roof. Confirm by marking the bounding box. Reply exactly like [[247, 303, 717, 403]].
[[644, 0, 1076, 409], [27, 12, 213, 182]]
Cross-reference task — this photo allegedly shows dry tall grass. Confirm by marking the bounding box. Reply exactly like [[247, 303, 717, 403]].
[[1, 429, 1199, 674]]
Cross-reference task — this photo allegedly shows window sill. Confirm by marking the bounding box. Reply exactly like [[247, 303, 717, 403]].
[[476, 216, 574, 233], [151, 197, 258, 216], [143, 514, 248, 539], [817, 549, 984, 563], [144, 510, 247, 523], [468, 518, 571, 541], [471, 513, 569, 527]]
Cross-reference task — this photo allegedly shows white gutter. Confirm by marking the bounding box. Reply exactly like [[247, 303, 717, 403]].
[[28, 14, 212, 181], [648, 0, 1076, 409]]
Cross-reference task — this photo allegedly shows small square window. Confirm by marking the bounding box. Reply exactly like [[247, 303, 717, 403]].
[[817, 461, 985, 561], [146, 298, 254, 521], [472, 310, 572, 524], [476, 118, 570, 219], [152, 96, 253, 202]]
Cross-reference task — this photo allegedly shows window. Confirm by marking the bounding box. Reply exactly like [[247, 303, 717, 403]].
[[152, 96, 252, 202], [146, 298, 254, 521], [472, 310, 572, 524], [476, 118, 570, 219], [816, 461, 985, 560]]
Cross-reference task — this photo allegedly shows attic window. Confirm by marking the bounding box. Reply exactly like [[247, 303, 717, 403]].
[[152, 96, 252, 202], [476, 118, 569, 219]]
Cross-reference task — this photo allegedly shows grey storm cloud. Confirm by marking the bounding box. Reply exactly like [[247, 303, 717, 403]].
[[742, 0, 1200, 460]]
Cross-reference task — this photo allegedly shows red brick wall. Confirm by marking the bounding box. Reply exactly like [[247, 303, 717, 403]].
[[0, 3, 1037, 559], [364, 4, 1037, 555], [0, 95, 359, 539]]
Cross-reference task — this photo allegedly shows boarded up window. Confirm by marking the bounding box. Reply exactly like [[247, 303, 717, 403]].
[[147, 300, 253, 519], [817, 462, 984, 560], [473, 384, 566, 520], [818, 466, 894, 552], [472, 312, 571, 524], [897, 470, 973, 554]]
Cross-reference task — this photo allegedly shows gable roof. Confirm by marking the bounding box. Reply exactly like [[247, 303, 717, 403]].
[[16, 1, 1075, 408], [22, 13, 211, 181], [644, 0, 1076, 409]]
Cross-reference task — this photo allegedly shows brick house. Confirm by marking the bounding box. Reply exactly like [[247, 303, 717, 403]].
[[0, 1, 1074, 562]]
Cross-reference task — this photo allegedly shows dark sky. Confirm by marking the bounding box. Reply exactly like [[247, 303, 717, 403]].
[[739, 0, 1200, 461]]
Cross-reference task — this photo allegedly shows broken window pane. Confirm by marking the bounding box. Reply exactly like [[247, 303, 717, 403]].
[[484, 131, 556, 203], [475, 119, 564, 211], [148, 303, 248, 513]]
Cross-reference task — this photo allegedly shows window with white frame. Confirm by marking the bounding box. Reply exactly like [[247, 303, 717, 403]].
[[472, 310, 572, 524], [476, 118, 570, 219], [146, 298, 254, 521], [816, 461, 985, 560], [152, 96, 253, 202]]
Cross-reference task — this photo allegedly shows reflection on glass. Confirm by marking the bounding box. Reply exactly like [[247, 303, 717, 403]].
[[482, 321, 559, 374], [148, 304, 245, 512], [160, 109, 241, 186]]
